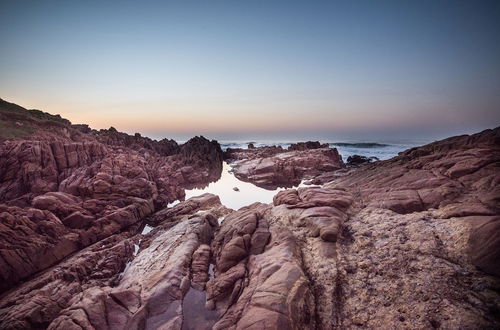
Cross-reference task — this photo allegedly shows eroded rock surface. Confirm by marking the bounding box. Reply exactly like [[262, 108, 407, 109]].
[[207, 203, 316, 330], [224, 142, 344, 189], [0, 100, 225, 329], [0, 194, 228, 330], [48, 212, 220, 330], [0, 100, 223, 293]]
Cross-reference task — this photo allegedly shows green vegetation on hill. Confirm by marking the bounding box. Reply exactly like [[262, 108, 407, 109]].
[[0, 98, 71, 141]]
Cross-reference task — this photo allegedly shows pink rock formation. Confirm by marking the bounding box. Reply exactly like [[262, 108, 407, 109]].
[[0, 194, 227, 330], [47, 212, 220, 330], [1, 98, 499, 329], [207, 127, 500, 329], [0, 100, 223, 294], [206, 203, 315, 329], [224, 143, 344, 189]]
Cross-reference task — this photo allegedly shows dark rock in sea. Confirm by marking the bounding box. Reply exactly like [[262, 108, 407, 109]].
[[346, 154, 379, 167], [331, 142, 390, 148], [288, 141, 329, 151]]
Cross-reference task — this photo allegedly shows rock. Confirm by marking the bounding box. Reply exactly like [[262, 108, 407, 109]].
[[368, 189, 424, 214], [316, 127, 500, 328], [0, 233, 134, 330], [62, 211, 95, 229], [224, 144, 344, 189], [149, 193, 223, 225], [207, 127, 500, 329], [0, 205, 80, 293], [48, 212, 220, 330], [273, 189, 302, 205], [215, 229, 315, 330], [207, 204, 315, 329], [273, 187, 352, 243], [468, 216, 500, 276], [1, 99, 499, 329], [191, 244, 212, 290], [288, 141, 328, 151], [0, 101, 224, 294], [0, 193, 229, 330], [346, 154, 378, 167]]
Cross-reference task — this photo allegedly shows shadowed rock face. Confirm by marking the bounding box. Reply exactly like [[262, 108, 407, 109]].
[[224, 143, 344, 189], [346, 154, 378, 167]]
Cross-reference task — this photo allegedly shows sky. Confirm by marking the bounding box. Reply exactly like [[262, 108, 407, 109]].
[[1, 0, 499, 142]]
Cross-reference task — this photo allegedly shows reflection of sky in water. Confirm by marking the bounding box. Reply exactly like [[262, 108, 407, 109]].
[[184, 162, 287, 210], [141, 224, 153, 235]]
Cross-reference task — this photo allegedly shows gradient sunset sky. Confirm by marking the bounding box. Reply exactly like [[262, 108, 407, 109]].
[[1, 0, 499, 141]]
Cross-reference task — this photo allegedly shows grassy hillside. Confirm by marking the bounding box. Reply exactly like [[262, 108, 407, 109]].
[[0, 98, 71, 141]]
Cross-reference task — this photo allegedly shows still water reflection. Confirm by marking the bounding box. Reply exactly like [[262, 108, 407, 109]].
[[184, 162, 288, 210]]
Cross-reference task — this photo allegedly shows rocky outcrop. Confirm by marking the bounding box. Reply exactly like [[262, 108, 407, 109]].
[[345, 154, 378, 167], [313, 127, 500, 327], [148, 193, 224, 225], [0, 100, 223, 295], [288, 141, 328, 151], [1, 98, 499, 330], [205, 127, 500, 329], [273, 187, 353, 242], [0, 231, 136, 330], [206, 203, 315, 329], [0, 194, 229, 330], [48, 213, 220, 330], [224, 144, 344, 189]]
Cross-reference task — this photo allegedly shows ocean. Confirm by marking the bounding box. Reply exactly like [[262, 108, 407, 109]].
[[219, 140, 426, 161]]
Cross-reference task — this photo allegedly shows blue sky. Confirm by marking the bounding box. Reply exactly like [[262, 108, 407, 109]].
[[1, 0, 499, 141]]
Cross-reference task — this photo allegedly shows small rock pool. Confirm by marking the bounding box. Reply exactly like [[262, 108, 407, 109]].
[[183, 162, 290, 210]]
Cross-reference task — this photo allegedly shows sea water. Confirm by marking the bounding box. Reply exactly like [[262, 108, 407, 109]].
[[220, 140, 425, 161]]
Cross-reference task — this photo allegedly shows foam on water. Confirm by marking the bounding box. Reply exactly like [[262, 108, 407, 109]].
[[332, 143, 415, 161], [220, 140, 424, 161]]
